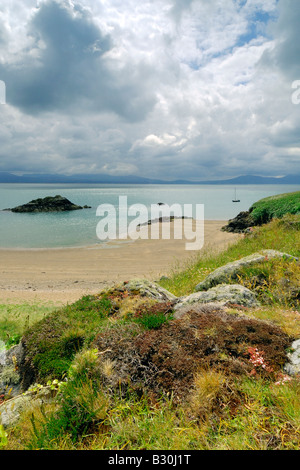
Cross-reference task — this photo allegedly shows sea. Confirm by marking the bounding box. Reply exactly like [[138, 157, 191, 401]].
[[0, 183, 299, 249]]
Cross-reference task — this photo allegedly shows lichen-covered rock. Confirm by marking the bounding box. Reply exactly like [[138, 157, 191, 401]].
[[195, 250, 298, 292], [0, 386, 56, 429], [116, 279, 177, 302], [0, 343, 25, 398], [174, 284, 259, 318], [284, 339, 300, 376]]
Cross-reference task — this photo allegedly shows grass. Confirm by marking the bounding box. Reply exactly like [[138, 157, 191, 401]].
[[159, 214, 300, 297], [0, 302, 57, 348], [20, 295, 115, 381], [250, 191, 300, 225], [1, 213, 300, 451]]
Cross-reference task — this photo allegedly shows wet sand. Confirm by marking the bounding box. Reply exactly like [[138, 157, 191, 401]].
[[0, 220, 240, 304]]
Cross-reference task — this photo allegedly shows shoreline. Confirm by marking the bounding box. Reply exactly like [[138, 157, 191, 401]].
[[0, 220, 241, 305]]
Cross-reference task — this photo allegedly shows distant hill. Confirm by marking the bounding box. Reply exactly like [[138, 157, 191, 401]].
[[0, 172, 299, 185]]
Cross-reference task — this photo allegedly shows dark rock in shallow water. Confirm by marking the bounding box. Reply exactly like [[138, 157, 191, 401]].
[[4, 195, 91, 213]]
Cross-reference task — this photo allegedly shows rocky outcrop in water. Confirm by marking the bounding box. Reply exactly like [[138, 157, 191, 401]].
[[4, 195, 91, 213]]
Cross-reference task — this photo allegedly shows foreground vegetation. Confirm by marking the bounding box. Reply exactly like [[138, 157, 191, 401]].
[[0, 212, 300, 451]]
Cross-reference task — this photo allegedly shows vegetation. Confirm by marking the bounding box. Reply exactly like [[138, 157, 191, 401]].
[[250, 191, 300, 225], [0, 210, 300, 451], [159, 213, 300, 297]]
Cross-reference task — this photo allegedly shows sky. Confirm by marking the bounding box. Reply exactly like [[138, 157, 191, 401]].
[[0, 0, 299, 181]]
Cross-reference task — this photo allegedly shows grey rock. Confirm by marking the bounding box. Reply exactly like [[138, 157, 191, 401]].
[[173, 302, 227, 320], [174, 283, 259, 318], [0, 343, 25, 398], [284, 339, 300, 376], [0, 387, 56, 429], [195, 250, 298, 292], [118, 278, 177, 302]]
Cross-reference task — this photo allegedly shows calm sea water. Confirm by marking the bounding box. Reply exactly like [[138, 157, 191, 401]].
[[0, 183, 299, 249]]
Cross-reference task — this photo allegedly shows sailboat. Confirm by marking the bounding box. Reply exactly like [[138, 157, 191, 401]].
[[232, 188, 240, 202]]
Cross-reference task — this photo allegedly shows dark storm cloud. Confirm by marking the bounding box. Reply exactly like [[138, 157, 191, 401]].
[[0, 0, 156, 120]]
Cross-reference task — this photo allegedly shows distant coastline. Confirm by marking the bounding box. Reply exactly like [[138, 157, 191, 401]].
[[0, 171, 299, 185]]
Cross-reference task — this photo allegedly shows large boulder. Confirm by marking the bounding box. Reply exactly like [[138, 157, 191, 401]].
[[0, 343, 25, 399], [195, 250, 298, 292], [174, 284, 259, 318], [4, 195, 91, 213], [284, 339, 300, 377], [114, 278, 177, 302], [0, 386, 56, 429]]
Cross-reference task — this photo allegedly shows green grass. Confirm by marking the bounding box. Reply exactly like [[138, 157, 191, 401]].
[[159, 214, 300, 297], [21, 295, 115, 381], [250, 191, 300, 224], [0, 302, 57, 348]]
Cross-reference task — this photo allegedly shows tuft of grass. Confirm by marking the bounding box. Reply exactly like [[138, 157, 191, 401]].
[[188, 369, 227, 419], [0, 302, 57, 347], [25, 349, 110, 449], [233, 257, 300, 309], [159, 215, 300, 297], [134, 310, 173, 330], [21, 296, 115, 382]]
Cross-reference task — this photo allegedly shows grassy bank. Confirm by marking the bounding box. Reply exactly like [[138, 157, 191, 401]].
[[0, 302, 57, 349], [1, 214, 300, 451], [160, 213, 300, 298], [250, 191, 300, 225]]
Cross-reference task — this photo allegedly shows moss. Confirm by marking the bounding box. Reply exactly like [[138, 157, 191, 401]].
[[0, 366, 20, 386], [20, 296, 115, 385]]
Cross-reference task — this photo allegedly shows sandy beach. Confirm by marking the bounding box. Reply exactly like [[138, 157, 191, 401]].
[[0, 220, 240, 305]]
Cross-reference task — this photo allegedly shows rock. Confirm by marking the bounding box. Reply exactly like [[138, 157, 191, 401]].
[[195, 250, 298, 292], [222, 210, 255, 233], [0, 386, 56, 429], [174, 284, 259, 318], [4, 195, 91, 213], [137, 215, 190, 227], [0, 343, 25, 398], [118, 279, 177, 302], [173, 302, 227, 320], [284, 339, 300, 376]]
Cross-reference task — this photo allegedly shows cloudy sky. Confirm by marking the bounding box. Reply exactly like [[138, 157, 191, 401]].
[[0, 0, 299, 180]]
